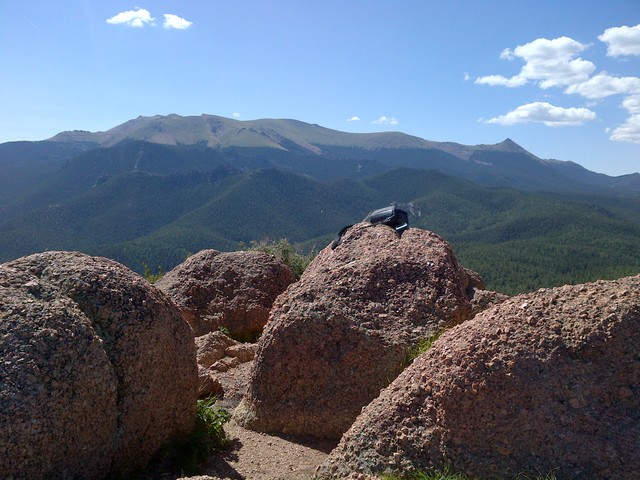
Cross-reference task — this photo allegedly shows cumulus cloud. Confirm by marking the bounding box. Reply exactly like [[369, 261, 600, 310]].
[[163, 13, 193, 30], [599, 24, 640, 57], [106, 9, 192, 30], [372, 116, 398, 125], [610, 94, 640, 143], [346, 116, 360, 122], [476, 36, 595, 89], [475, 74, 527, 88], [610, 114, 640, 143], [233, 112, 241, 118], [499, 48, 515, 61], [622, 94, 640, 115], [485, 102, 596, 127], [106, 8, 154, 27], [565, 73, 640, 99], [475, 28, 640, 144]]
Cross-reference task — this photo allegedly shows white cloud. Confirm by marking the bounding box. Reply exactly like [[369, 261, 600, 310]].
[[499, 48, 515, 61], [106, 9, 192, 30], [163, 13, 193, 30], [476, 36, 595, 89], [622, 94, 640, 115], [106, 8, 154, 27], [346, 116, 360, 122], [233, 112, 241, 118], [598, 24, 640, 57], [475, 74, 527, 88], [610, 115, 640, 142], [610, 94, 640, 143], [565, 73, 640, 99], [485, 102, 596, 127], [518, 37, 595, 88], [372, 116, 398, 125]]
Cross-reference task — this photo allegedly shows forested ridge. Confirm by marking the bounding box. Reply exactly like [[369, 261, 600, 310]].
[[1, 164, 637, 295]]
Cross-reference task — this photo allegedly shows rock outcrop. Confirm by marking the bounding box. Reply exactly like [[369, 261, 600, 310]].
[[1, 251, 197, 479], [317, 275, 640, 480], [235, 223, 477, 439], [157, 249, 296, 340], [196, 331, 239, 368], [198, 365, 225, 398], [195, 331, 257, 399], [469, 288, 509, 315]]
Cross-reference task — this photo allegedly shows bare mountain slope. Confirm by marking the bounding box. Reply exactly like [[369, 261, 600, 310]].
[[48, 114, 516, 159]]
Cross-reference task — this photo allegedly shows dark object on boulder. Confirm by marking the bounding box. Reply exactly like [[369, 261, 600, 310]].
[[156, 249, 296, 340], [332, 205, 409, 249], [365, 205, 409, 233], [1, 251, 197, 479], [235, 223, 476, 439], [317, 274, 640, 480]]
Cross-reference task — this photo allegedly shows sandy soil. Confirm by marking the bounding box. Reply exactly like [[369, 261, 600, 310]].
[[140, 358, 337, 480], [197, 418, 336, 480]]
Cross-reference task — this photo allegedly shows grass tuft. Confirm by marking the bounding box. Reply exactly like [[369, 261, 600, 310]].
[[380, 469, 558, 480], [401, 331, 442, 369], [240, 238, 316, 280], [142, 263, 164, 283], [159, 397, 231, 474]]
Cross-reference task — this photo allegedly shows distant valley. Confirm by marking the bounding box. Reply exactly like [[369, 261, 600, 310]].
[[1, 114, 639, 294]]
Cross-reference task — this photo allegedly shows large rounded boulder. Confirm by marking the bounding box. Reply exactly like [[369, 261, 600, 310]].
[[1, 251, 197, 479], [234, 223, 476, 439], [317, 275, 640, 480], [0, 266, 118, 478], [156, 249, 296, 340]]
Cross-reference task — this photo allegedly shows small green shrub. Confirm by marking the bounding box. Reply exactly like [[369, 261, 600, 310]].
[[142, 263, 164, 283], [381, 470, 558, 480], [195, 397, 232, 450], [401, 331, 442, 369], [160, 397, 231, 474], [381, 468, 469, 480], [240, 238, 316, 280], [516, 474, 558, 480]]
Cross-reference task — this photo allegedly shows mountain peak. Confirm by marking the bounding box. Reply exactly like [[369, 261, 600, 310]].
[[499, 138, 523, 150], [488, 138, 537, 157]]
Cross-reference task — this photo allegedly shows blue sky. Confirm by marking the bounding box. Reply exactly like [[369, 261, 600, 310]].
[[1, 1, 639, 175]]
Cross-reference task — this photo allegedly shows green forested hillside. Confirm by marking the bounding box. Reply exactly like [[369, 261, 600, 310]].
[[0, 165, 638, 295], [407, 184, 640, 293]]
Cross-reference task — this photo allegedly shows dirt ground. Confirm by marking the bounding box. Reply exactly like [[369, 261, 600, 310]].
[[196, 418, 337, 480], [141, 359, 337, 480]]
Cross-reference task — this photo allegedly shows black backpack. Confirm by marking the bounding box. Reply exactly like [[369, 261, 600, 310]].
[[331, 206, 409, 249], [365, 206, 409, 233]]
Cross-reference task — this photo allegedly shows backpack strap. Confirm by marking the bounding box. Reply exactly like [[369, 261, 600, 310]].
[[331, 225, 354, 250]]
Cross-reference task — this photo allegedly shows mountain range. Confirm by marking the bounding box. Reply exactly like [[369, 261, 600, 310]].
[[1, 114, 638, 294], [41, 114, 638, 192]]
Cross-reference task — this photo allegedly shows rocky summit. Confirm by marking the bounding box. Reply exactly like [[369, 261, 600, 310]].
[[235, 223, 482, 439], [1, 232, 638, 480], [316, 274, 640, 480]]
